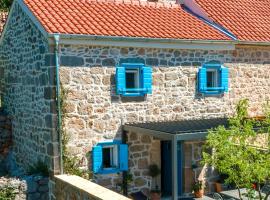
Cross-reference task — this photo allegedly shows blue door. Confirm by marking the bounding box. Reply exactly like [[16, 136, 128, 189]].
[[161, 141, 182, 196]]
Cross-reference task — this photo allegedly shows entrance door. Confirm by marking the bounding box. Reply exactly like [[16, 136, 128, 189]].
[[161, 141, 182, 197]]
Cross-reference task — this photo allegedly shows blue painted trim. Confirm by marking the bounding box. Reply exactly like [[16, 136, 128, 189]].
[[98, 168, 122, 174], [116, 63, 152, 97], [94, 140, 126, 174], [203, 63, 223, 68], [198, 64, 228, 95], [96, 140, 121, 146]]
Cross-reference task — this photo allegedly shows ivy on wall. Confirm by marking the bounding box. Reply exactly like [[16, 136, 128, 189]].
[[60, 84, 93, 179], [0, 0, 13, 11]]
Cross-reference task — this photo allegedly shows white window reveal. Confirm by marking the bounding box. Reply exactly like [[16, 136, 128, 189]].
[[102, 145, 118, 169], [125, 69, 140, 90], [206, 68, 219, 88]]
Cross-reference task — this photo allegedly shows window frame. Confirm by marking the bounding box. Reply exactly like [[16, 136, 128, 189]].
[[206, 68, 219, 88], [102, 145, 119, 170], [116, 63, 152, 97], [96, 140, 122, 174], [125, 68, 140, 90], [198, 63, 229, 95]]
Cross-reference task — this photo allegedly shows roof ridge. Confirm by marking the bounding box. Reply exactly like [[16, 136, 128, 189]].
[[84, 0, 180, 8]]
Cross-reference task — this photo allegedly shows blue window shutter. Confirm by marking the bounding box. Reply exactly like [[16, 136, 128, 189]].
[[142, 66, 152, 94], [92, 146, 102, 173], [198, 67, 207, 92], [119, 144, 128, 171], [116, 67, 126, 95], [221, 67, 229, 92]]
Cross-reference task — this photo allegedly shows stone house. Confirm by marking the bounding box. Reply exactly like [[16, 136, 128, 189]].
[[0, 0, 270, 199]]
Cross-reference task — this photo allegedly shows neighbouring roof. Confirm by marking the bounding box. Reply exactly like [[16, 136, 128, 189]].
[[23, 0, 230, 41], [196, 0, 270, 42], [125, 118, 229, 135]]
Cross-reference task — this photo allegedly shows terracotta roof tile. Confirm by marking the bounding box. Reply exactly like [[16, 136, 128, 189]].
[[196, 0, 270, 42], [23, 0, 230, 40]]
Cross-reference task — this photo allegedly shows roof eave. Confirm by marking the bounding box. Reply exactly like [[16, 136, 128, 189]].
[[236, 40, 270, 46], [48, 33, 236, 50]]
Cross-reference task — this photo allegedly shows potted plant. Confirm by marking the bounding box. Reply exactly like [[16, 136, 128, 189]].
[[148, 164, 161, 200], [215, 173, 229, 192], [192, 181, 204, 198]]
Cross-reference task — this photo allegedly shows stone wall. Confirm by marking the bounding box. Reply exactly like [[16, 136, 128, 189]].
[[59, 44, 270, 190], [54, 175, 130, 200], [127, 132, 161, 196], [0, 2, 59, 175], [0, 176, 49, 200]]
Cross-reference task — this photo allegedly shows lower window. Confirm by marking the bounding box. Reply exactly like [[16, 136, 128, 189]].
[[92, 141, 128, 174], [102, 145, 118, 169]]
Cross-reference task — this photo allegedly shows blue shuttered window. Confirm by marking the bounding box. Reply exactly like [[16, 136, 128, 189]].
[[198, 67, 207, 93], [142, 66, 153, 94], [92, 146, 102, 173], [119, 144, 128, 171], [92, 141, 128, 174], [221, 67, 229, 92], [116, 63, 152, 97], [198, 64, 229, 95], [116, 67, 126, 95]]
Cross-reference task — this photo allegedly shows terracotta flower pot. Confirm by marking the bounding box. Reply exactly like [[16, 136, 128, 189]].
[[194, 189, 204, 198], [215, 182, 227, 192], [150, 191, 161, 200]]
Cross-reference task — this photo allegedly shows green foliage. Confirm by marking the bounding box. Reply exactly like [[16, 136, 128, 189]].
[[27, 160, 49, 177], [148, 164, 161, 178], [60, 84, 93, 179], [202, 99, 270, 200], [148, 164, 161, 192], [192, 181, 203, 192], [0, 186, 16, 200], [0, 0, 13, 11]]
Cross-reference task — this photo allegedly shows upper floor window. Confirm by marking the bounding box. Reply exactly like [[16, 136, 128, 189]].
[[116, 63, 152, 97], [198, 63, 229, 95]]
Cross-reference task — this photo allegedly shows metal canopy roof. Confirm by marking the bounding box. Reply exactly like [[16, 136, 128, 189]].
[[123, 118, 229, 140]]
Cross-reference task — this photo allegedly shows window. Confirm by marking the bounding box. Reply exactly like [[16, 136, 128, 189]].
[[92, 141, 128, 174], [198, 64, 229, 95], [206, 69, 218, 88], [102, 145, 118, 169], [116, 63, 152, 97], [126, 69, 140, 90]]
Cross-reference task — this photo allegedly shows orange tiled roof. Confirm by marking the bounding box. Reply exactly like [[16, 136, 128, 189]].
[[196, 0, 270, 42], [23, 0, 230, 41]]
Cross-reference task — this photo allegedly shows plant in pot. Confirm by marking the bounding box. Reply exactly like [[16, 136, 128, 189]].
[[148, 164, 161, 200], [215, 173, 229, 192], [192, 181, 204, 198]]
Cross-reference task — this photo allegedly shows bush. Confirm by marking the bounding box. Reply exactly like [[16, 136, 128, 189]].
[[0, 186, 16, 200], [27, 160, 49, 177]]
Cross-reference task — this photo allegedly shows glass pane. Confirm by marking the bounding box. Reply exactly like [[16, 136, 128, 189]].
[[126, 72, 136, 89], [102, 148, 111, 168], [207, 71, 215, 88]]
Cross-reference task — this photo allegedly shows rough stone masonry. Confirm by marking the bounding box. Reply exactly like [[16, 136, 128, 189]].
[[59, 44, 270, 194]]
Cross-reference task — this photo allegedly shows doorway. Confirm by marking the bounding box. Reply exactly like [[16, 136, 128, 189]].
[[161, 141, 182, 197]]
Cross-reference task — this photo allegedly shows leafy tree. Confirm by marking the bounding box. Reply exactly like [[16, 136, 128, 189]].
[[202, 99, 270, 200], [0, 0, 13, 11]]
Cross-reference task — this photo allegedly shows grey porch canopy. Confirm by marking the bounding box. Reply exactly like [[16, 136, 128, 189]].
[[123, 118, 229, 141]]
